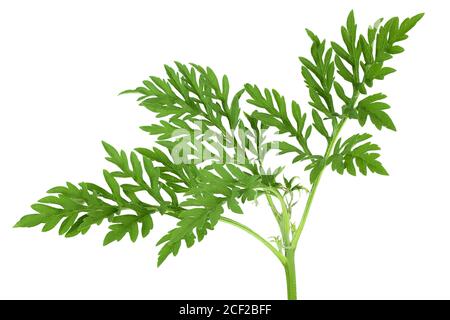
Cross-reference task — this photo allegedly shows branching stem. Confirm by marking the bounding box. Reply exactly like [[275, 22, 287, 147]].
[[219, 216, 287, 266], [292, 91, 359, 250], [292, 118, 347, 250]]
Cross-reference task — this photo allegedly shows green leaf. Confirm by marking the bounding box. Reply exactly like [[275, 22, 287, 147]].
[[103, 231, 119, 246], [334, 82, 350, 104], [156, 206, 221, 266], [102, 141, 120, 163], [141, 215, 153, 238], [14, 214, 44, 228], [252, 112, 284, 129], [331, 134, 388, 176], [377, 67, 396, 78], [331, 42, 352, 64], [31, 204, 61, 215], [103, 170, 122, 199], [311, 110, 329, 139], [229, 89, 245, 129], [305, 28, 320, 43], [58, 213, 78, 235], [227, 198, 243, 214], [357, 93, 396, 131], [103, 215, 142, 245], [335, 56, 354, 83], [278, 141, 302, 155], [399, 13, 425, 35], [299, 57, 320, 79], [309, 158, 325, 184], [130, 152, 143, 181], [346, 10, 356, 39]]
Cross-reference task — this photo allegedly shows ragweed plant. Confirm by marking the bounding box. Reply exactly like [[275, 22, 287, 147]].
[[15, 11, 423, 299]]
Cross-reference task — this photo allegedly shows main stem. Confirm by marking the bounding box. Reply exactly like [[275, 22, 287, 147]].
[[270, 189, 298, 300], [284, 248, 297, 299], [283, 116, 350, 300]]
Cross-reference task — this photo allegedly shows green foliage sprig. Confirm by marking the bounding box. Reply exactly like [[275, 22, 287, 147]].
[[15, 11, 423, 300]]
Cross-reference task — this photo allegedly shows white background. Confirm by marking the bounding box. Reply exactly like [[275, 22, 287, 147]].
[[1, 0, 448, 300]]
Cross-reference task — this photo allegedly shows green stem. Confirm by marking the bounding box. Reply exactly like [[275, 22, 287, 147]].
[[292, 91, 359, 250], [266, 189, 291, 245], [268, 189, 298, 299], [219, 216, 287, 266], [292, 118, 347, 250], [265, 193, 281, 222], [281, 118, 349, 300], [284, 249, 297, 300]]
